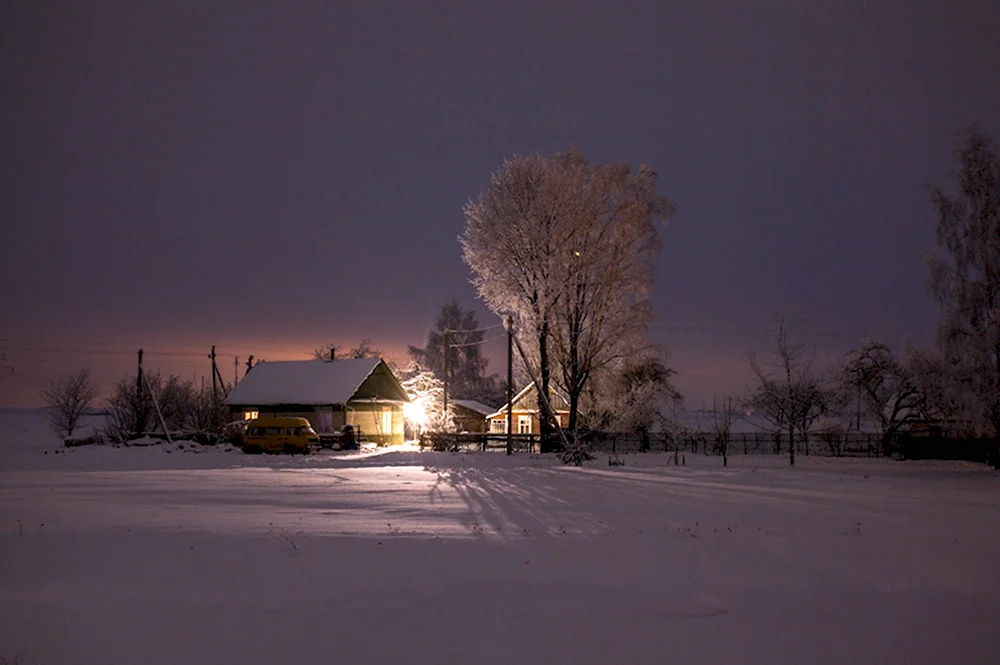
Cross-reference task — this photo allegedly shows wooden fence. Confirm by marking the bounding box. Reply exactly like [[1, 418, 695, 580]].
[[419, 432, 545, 453], [415, 429, 998, 466]]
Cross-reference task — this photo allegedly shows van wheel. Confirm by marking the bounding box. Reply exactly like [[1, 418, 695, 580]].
[[243, 444, 263, 455], [282, 444, 297, 455]]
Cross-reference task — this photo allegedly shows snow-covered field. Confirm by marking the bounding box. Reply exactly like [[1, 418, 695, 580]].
[[1, 409, 998, 664]]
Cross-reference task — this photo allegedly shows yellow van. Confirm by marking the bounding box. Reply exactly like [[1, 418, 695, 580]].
[[242, 417, 319, 454]]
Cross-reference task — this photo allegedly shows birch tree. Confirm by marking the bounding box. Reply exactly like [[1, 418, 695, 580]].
[[927, 125, 1000, 437], [462, 149, 672, 460]]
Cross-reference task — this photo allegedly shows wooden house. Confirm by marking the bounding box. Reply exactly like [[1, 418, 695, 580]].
[[225, 358, 408, 444], [485, 381, 570, 434]]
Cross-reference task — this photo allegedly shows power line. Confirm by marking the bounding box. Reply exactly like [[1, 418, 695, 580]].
[[444, 323, 503, 335], [448, 333, 508, 348]]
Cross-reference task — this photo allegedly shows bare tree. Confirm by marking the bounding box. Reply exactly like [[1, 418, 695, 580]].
[[709, 394, 737, 466], [747, 316, 827, 465], [839, 341, 922, 455], [312, 339, 384, 361], [346, 339, 383, 359], [312, 344, 337, 361], [40, 369, 97, 438], [927, 125, 1000, 438], [103, 376, 147, 444], [462, 149, 672, 461], [905, 343, 980, 436]]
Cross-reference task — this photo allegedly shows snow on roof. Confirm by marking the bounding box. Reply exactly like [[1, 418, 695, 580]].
[[226, 358, 382, 406], [452, 399, 497, 416], [486, 381, 569, 419]]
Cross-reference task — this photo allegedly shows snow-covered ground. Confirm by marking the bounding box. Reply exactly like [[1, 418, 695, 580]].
[[1, 408, 998, 664]]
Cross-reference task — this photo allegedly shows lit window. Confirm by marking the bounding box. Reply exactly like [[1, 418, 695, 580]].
[[243, 410, 259, 421]]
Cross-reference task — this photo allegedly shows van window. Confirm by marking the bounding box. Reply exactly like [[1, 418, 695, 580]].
[[266, 427, 282, 435], [249, 427, 265, 436]]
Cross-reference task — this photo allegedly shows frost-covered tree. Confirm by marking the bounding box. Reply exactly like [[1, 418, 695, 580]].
[[839, 341, 922, 454], [547, 152, 672, 445], [584, 349, 681, 440], [400, 368, 455, 434], [40, 369, 97, 438], [462, 154, 564, 447], [462, 149, 672, 460], [927, 125, 1000, 437]]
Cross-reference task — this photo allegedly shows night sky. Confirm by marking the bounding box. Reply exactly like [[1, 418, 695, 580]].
[[3, 1, 999, 407]]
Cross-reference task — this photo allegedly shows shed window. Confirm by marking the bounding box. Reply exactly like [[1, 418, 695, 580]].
[[243, 410, 259, 421]]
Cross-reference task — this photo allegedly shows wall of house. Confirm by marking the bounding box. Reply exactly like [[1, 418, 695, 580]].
[[237, 409, 318, 430], [346, 401, 405, 444], [488, 411, 568, 434], [454, 407, 488, 433], [230, 405, 349, 434], [230, 403, 404, 444]]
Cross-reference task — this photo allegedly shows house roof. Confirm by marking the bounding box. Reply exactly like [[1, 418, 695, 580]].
[[453, 399, 497, 416], [226, 358, 389, 406], [486, 381, 569, 419]]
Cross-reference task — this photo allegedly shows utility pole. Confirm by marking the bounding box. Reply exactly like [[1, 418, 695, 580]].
[[234, 356, 239, 385], [136, 349, 146, 439], [245, 355, 254, 377], [511, 332, 571, 454], [329, 347, 335, 361], [209, 345, 218, 404], [506, 316, 513, 456], [213, 357, 229, 399], [442, 330, 450, 420]]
